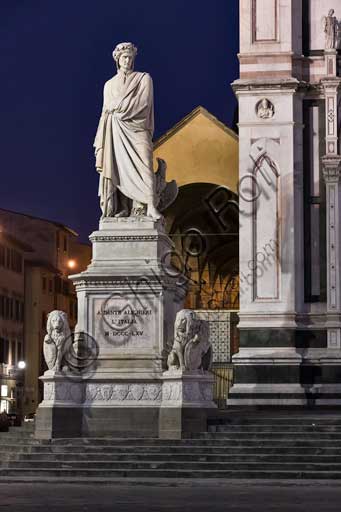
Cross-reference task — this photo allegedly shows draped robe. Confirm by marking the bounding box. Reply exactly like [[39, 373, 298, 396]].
[[94, 71, 156, 216]]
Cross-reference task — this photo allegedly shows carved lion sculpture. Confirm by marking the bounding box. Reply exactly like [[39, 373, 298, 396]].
[[167, 310, 212, 371], [184, 319, 213, 371], [167, 310, 197, 371], [43, 310, 73, 372]]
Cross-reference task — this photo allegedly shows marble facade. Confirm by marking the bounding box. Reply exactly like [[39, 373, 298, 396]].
[[227, 0, 341, 407]]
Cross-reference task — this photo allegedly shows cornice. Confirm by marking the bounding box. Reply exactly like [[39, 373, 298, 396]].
[[232, 78, 308, 94]]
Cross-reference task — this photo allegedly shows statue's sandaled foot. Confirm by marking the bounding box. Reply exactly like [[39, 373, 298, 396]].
[[114, 210, 129, 218], [147, 204, 162, 220]]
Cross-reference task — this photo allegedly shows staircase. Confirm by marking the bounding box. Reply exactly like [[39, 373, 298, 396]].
[[1, 413, 341, 482]]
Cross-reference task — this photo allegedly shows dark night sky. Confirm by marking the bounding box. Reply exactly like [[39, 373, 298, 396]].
[[0, 0, 239, 242]]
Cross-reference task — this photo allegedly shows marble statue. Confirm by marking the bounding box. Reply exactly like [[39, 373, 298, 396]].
[[323, 9, 338, 49], [256, 98, 274, 119], [184, 318, 212, 371], [167, 310, 212, 371], [94, 42, 177, 220], [43, 310, 72, 372]]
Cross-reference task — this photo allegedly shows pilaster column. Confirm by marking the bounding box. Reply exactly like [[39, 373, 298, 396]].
[[325, 49, 337, 78], [321, 78, 341, 158], [322, 75, 341, 349], [322, 159, 341, 348]]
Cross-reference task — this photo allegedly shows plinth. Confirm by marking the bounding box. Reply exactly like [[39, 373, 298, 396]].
[[159, 370, 217, 439], [35, 217, 186, 438]]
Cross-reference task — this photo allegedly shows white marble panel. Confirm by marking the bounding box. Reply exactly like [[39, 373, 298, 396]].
[[254, 0, 277, 41]]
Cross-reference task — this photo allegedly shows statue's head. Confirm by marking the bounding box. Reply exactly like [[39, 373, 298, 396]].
[[113, 42, 138, 72], [328, 9, 335, 16], [174, 309, 197, 341], [261, 98, 269, 109], [46, 310, 70, 336]]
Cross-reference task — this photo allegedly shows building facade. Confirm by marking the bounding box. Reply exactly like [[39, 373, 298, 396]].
[[228, 0, 341, 406], [0, 231, 32, 414], [0, 209, 91, 415]]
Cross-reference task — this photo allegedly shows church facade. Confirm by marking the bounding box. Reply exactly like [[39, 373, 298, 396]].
[[227, 0, 341, 406]]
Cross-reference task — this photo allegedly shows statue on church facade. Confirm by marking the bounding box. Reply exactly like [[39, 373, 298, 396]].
[[323, 9, 338, 49], [94, 42, 177, 220], [256, 98, 274, 120]]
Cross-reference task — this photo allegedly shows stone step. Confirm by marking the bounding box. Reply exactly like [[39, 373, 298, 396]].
[[1, 468, 341, 479], [191, 432, 341, 439], [4, 432, 341, 444], [0, 435, 341, 451], [3, 445, 341, 457], [5, 460, 341, 472], [209, 425, 341, 432], [9, 453, 341, 463], [209, 415, 341, 425], [4, 429, 341, 440]]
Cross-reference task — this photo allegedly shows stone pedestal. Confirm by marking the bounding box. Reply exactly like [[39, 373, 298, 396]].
[[35, 371, 83, 439], [35, 217, 186, 438], [159, 370, 217, 439]]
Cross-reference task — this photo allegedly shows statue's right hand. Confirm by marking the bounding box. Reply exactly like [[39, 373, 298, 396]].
[[44, 334, 52, 344]]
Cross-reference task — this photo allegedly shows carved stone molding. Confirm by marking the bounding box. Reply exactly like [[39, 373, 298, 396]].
[[161, 377, 214, 404], [73, 277, 176, 290], [322, 157, 341, 182], [43, 381, 82, 403], [90, 235, 162, 242], [162, 381, 182, 401], [85, 382, 162, 403]]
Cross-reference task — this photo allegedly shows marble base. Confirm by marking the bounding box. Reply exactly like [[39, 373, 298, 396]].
[[35, 371, 217, 438], [159, 371, 217, 439], [227, 345, 341, 407], [35, 217, 198, 439]]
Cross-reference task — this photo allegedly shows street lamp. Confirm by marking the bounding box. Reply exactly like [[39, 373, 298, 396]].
[[67, 259, 76, 270], [17, 361, 26, 370]]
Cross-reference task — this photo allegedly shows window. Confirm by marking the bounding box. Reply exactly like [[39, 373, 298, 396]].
[[6, 248, 11, 269], [0, 338, 9, 364], [42, 276, 47, 293], [303, 101, 326, 302], [0, 400, 8, 413], [17, 341, 23, 361], [63, 235, 67, 252], [15, 300, 20, 322], [20, 301, 24, 323], [4, 297, 10, 319], [56, 231, 60, 251], [62, 280, 69, 296], [48, 279, 53, 293], [0, 295, 4, 318], [42, 311, 47, 329], [11, 249, 22, 273], [10, 340, 16, 365], [0, 338, 4, 363], [9, 298, 13, 320], [0, 244, 5, 266], [54, 276, 62, 294]]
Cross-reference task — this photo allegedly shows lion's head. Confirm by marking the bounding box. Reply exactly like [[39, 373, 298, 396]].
[[46, 310, 71, 341], [174, 309, 197, 343]]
